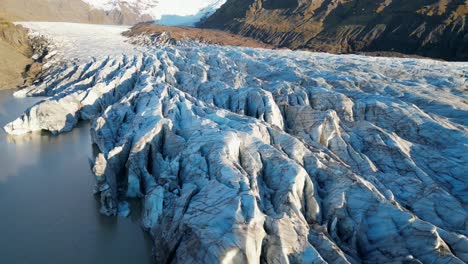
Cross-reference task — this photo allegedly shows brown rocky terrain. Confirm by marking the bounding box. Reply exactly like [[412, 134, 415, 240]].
[[201, 0, 468, 61], [124, 23, 273, 48], [0, 18, 33, 90], [0, 17, 47, 90]]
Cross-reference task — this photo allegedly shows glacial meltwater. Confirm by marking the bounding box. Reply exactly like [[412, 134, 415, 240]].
[[0, 90, 152, 264]]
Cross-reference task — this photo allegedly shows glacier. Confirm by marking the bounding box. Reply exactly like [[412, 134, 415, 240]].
[[4, 22, 468, 263]]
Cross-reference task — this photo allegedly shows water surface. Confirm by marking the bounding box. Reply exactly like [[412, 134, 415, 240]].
[[0, 90, 152, 264]]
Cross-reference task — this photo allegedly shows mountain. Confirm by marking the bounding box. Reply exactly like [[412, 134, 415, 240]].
[[0, 0, 226, 26], [201, 0, 468, 60], [0, 0, 142, 25], [83, 0, 227, 26]]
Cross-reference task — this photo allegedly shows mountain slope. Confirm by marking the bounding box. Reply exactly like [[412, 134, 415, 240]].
[[0, 18, 32, 90], [201, 0, 468, 60], [0, 0, 226, 26], [0, 0, 153, 25], [83, 0, 226, 25]]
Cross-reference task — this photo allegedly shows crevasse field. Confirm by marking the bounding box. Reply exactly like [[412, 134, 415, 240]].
[[5, 22, 468, 263]]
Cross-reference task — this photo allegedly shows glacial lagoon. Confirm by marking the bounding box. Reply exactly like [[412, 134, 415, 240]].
[[0, 90, 152, 264]]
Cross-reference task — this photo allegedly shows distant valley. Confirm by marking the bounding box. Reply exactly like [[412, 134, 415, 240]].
[[0, 0, 225, 26], [1, 0, 466, 60]]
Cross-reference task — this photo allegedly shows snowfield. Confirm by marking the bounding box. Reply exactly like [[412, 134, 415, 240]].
[[17, 22, 140, 64], [5, 22, 468, 263]]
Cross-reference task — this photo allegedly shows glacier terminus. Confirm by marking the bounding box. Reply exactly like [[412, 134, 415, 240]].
[[3, 22, 468, 264]]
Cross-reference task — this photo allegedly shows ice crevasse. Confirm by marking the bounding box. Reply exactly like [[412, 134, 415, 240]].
[[4, 22, 468, 264]]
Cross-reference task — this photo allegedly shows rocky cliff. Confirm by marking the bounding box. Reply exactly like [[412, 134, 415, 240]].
[[0, 19, 31, 55], [201, 0, 468, 61], [0, 18, 32, 89]]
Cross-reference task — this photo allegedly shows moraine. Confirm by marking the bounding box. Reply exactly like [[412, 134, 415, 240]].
[[3, 22, 468, 263]]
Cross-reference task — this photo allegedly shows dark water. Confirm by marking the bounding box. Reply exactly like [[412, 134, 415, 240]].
[[0, 90, 152, 264]]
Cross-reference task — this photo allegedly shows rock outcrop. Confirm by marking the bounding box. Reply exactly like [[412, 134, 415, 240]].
[[0, 18, 33, 89], [4, 22, 468, 263], [201, 0, 468, 61], [0, 18, 48, 90], [0, 18, 31, 55]]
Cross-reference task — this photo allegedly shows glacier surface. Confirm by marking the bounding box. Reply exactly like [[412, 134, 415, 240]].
[[4, 22, 468, 263]]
